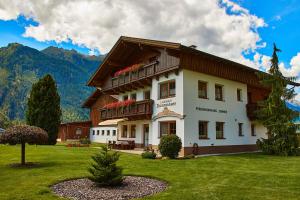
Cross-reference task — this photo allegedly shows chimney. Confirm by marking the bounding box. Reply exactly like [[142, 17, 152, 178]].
[[189, 45, 197, 49]]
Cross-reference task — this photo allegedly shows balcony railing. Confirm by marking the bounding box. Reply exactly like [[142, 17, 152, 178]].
[[246, 103, 259, 120], [100, 99, 153, 120], [102, 61, 179, 92]]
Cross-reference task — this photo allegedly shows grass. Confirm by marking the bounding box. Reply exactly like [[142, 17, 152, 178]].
[[1, 145, 300, 200]]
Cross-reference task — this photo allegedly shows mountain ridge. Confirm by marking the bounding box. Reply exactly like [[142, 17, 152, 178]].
[[0, 43, 103, 122]]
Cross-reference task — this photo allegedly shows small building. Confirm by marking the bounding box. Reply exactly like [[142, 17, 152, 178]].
[[0, 128, 5, 134], [58, 121, 92, 142]]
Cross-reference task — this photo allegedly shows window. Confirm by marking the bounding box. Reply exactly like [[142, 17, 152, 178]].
[[144, 90, 151, 100], [159, 80, 176, 99], [159, 121, 176, 137], [199, 121, 208, 139], [238, 123, 244, 136], [92, 130, 95, 135], [215, 84, 224, 101], [113, 130, 116, 136], [76, 128, 82, 135], [130, 93, 136, 100], [216, 122, 225, 139], [198, 81, 208, 99], [121, 125, 127, 138], [130, 125, 136, 138], [237, 89, 242, 101], [123, 95, 128, 101], [97, 130, 100, 135], [251, 124, 256, 136], [101, 130, 104, 136], [107, 130, 110, 136]]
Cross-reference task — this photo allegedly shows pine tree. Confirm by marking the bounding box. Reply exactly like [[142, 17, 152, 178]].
[[256, 44, 299, 156], [26, 74, 61, 145], [88, 146, 124, 186]]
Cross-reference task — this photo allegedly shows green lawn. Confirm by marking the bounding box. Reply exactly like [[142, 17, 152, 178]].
[[1, 145, 300, 200]]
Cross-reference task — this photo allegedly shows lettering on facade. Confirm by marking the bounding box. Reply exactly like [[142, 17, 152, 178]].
[[157, 99, 176, 108], [196, 107, 227, 114]]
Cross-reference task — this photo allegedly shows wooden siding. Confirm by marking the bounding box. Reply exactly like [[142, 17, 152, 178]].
[[90, 95, 118, 127], [58, 121, 91, 141], [180, 52, 263, 88], [100, 48, 180, 92]]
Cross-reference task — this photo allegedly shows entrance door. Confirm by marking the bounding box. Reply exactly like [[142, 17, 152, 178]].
[[143, 124, 149, 147]]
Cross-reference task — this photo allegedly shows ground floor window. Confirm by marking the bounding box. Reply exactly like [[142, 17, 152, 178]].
[[199, 121, 208, 139], [238, 123, 244, 136], [216, 122, 225, 139], [122, 125, 128, 138], [107, 130, 110, 136], [160, 121, 176, 137], [251, 124, 256, 136], [97, 130, 100, 135], [92, 130, 95, 135], [130, 125, 136, 138], [113, 130, 116, 136], [101, 130, 104, 136]]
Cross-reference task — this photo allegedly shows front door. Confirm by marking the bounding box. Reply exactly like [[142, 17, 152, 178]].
[[143, 124, 149, 147]]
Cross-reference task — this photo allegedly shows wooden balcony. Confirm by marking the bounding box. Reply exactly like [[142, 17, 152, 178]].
[[246, 103, 259, 121], [102, 61, 179, 92], [100, 99, 153, 121]]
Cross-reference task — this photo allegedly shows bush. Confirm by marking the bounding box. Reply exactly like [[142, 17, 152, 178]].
[[80, 137, 91, 144], [88, 146, 123, 186], [141, 150, 157, 159], [158, 135, 182, 159], [257, 131, 299, 156]]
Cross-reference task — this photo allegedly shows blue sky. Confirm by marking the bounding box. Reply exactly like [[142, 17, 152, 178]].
[[0, 0, 300, 70]]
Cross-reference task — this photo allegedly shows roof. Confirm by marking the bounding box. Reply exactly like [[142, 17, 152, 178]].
[[98, 118, 127, 126], [82, 89, 118, 108], [87, 36, 300, 87], [60, 120, 92, 126]]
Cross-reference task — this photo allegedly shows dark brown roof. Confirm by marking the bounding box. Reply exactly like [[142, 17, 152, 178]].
[[82, 89, 118, 108], [60, 120, 92, 125], [87, 36, 300, 87]]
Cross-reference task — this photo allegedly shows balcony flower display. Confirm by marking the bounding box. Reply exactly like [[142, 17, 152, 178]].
[[103, 99, 136, 109], [113, 63, 144, 77]]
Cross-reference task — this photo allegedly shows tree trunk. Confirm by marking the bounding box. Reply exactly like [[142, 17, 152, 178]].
[[21, 142, 25, 165]]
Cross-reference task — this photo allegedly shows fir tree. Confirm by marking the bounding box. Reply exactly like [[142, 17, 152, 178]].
[[88, 146, 123, 186], [256, 44, 299, 156], [26, 74, 61, 145]]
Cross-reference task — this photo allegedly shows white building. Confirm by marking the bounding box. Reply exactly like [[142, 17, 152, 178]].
[[86, 36, 299, 155]]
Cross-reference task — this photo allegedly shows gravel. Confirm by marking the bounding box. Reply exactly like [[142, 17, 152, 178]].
[[51, 176, 167, 200]]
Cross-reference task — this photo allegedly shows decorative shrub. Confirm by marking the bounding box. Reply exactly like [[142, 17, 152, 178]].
[[80, 137, 91, 145], [141, 150, 157, 159], [0, 125, 48, 165], [88, 146, 123, 186], [158, 135, 182, 159]]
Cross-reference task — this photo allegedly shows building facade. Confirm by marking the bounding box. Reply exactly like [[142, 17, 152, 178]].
[[85, 36, 299, 155]]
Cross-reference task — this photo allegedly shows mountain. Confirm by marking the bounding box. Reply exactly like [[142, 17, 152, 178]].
[[0, 43, 104, 122]]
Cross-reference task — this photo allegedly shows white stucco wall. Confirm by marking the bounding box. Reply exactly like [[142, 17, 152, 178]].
[[182, 69, 267, 148], [151, 71, 185, 146], [118, 120, 151, 145], [90, 126, 118, 143]]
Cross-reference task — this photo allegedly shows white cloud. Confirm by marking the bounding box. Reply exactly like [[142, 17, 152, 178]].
[[0, 0, 266, 61], [279, 53, 300, 77]]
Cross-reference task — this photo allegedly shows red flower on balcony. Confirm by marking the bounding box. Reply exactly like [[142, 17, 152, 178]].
[[113, 63, 144, 77], [103, 99, 136, 109]]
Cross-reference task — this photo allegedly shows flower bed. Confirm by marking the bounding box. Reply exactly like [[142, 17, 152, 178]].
[[113, 63, 144, 77], [103, 99, 135, 109]]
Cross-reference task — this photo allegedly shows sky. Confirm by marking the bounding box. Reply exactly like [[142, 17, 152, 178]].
[[0, 0, 300, 95]]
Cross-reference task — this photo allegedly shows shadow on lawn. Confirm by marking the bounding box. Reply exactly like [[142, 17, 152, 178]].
[[7, 161, 58, 169]]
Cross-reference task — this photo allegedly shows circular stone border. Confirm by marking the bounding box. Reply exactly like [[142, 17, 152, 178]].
[[51, 176, 167, 200]]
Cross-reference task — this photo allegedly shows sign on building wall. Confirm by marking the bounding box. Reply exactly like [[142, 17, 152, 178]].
[[196, 107, 227, 114], [157, 99, 176, 108]]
